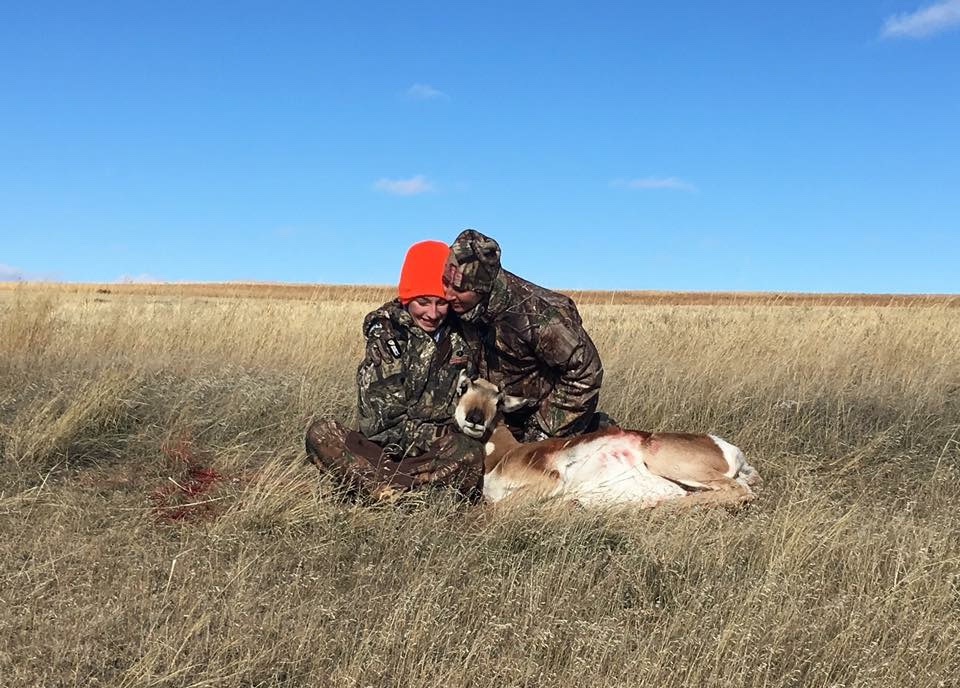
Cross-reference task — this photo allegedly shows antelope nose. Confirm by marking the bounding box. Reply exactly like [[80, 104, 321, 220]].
[[466, 409, 485, 426]]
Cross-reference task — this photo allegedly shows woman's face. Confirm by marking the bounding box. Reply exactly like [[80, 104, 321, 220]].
[[406, 296, 449, 333]]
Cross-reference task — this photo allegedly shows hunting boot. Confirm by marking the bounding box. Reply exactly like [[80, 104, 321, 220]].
[[305, 418, 415, 497], [305, 417, 351, 470]]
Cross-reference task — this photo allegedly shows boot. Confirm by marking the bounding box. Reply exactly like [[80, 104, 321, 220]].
[[305, 417, 416, 495]]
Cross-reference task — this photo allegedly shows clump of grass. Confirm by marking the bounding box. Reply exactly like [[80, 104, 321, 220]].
[[3, 370, 146, 480]]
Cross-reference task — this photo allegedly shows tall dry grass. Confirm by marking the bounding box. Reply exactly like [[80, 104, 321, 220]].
[[1, 283, 958, 687]]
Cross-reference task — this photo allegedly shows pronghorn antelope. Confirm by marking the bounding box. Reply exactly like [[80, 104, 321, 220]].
[[454, 373, 761, 508]]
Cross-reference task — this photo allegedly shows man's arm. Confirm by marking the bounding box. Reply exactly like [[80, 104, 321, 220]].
[[530, 313, 603, 438]]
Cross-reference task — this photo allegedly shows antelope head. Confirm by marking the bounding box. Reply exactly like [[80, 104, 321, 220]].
[[453, 371, 532, 440]]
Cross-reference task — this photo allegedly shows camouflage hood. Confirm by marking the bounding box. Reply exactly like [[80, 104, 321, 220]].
[[445, 229, 502, 295]]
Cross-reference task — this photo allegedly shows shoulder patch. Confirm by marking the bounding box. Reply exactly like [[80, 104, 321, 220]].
[[386, 338, 402, 359]]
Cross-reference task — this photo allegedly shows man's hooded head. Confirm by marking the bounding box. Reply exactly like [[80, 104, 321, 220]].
[[445, 229, 502, 294]]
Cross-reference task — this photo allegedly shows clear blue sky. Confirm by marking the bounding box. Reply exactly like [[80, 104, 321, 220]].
[[1, 1, 958, 292]]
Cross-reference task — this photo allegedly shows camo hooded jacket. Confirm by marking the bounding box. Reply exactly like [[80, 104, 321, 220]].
[[356, 300, 482, 456], [478, 269, 603, 440]]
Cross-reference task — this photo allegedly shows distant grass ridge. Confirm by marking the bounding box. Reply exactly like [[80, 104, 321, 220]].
[[2, 280, 958, 306]]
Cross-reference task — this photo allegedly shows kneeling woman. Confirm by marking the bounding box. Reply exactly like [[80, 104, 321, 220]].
[[306, 240, 485, 499]]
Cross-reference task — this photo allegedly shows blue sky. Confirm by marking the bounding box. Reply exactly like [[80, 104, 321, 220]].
[[1, 1, 958, 293]]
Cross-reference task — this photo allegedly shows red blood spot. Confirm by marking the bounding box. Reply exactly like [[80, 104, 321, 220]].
[[151, 435, 234, 524]]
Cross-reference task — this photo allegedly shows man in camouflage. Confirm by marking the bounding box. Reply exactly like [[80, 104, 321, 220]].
[[443, 229, 607, 441]]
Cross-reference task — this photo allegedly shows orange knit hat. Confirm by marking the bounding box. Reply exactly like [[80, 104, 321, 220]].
[[398, 240, 450, 304]]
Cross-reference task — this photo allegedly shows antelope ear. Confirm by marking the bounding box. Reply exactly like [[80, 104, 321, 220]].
[[501, 394, 535, 414]]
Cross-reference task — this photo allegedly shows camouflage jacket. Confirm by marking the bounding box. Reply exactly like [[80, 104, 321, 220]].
[[357, 300, 482, 456], [474, 270, 603, 440]]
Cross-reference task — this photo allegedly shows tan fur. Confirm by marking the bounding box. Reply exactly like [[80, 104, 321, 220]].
[[639, 432, 734, 488], [483, 424, 521, 473]]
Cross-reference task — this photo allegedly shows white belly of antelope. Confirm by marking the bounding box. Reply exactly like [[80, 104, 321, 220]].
[[483, 433, 690, 507]]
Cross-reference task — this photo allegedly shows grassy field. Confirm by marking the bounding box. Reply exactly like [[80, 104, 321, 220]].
[[1, 283, 958, 687]]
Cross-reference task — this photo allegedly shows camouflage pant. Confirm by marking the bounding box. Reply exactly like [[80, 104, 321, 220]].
[[304, 418, 484, 501]]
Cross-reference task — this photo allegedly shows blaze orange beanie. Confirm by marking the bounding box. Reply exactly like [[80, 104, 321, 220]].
[[398, 240, 450, 304]]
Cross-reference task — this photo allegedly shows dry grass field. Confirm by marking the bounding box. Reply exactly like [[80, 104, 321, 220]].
[[1, 282, 958, 687]]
